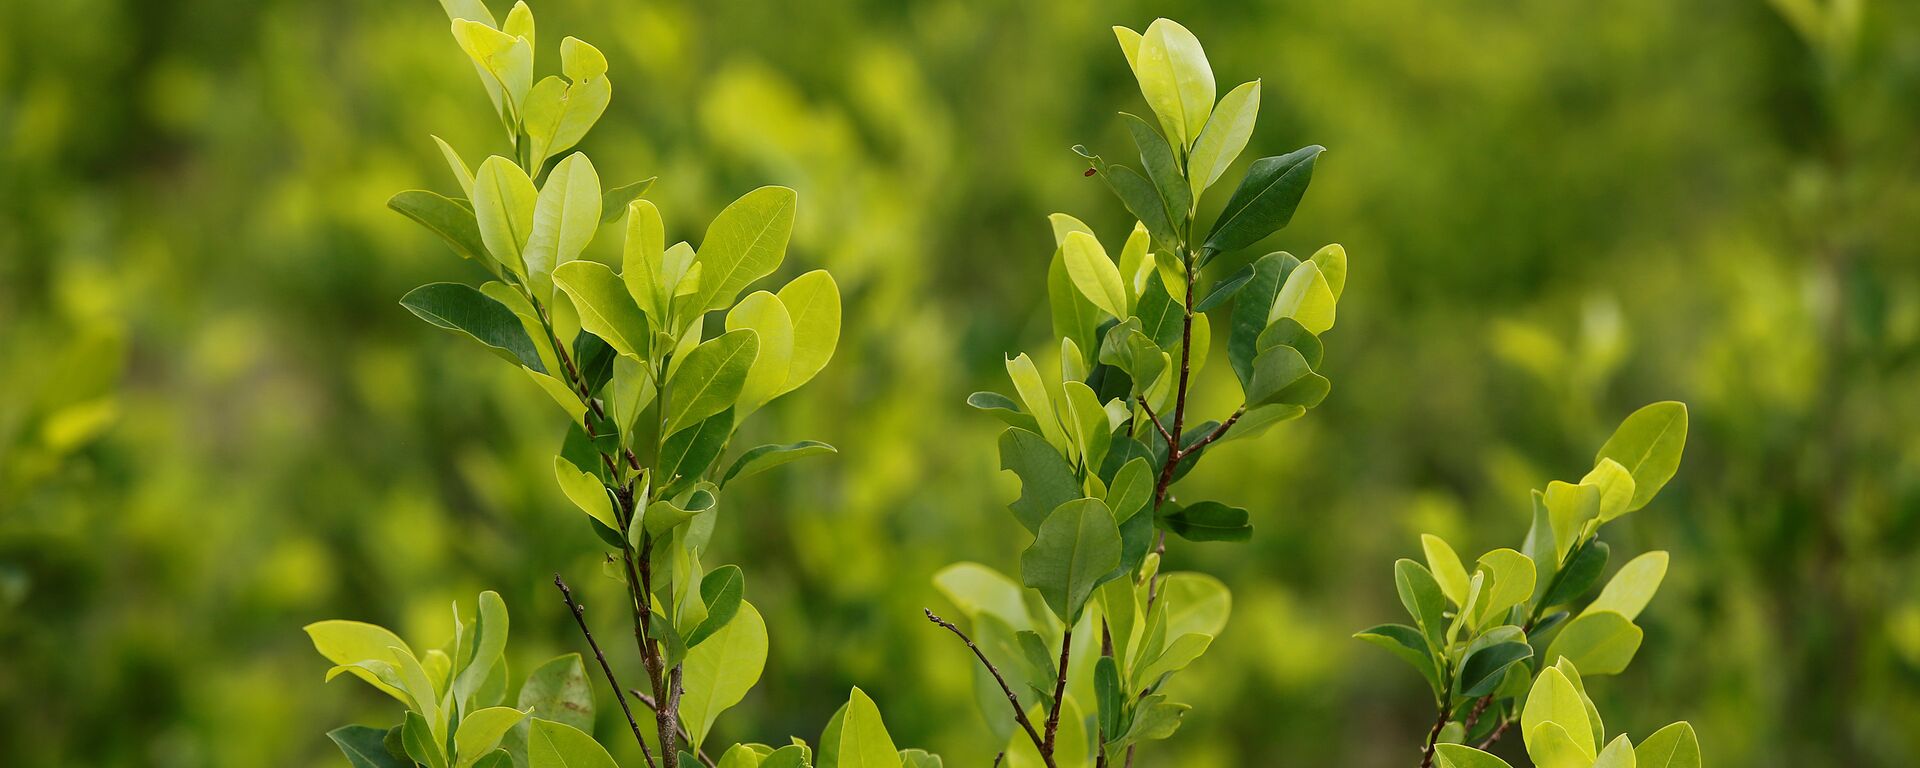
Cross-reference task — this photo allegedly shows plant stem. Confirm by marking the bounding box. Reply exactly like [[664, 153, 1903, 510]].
[[1418, 708, 1449, 768], [1043, 628, 1073, 759], [924, 610, 1049, 760], [629, 689, 717, 767], [554, 574, 658, 768]]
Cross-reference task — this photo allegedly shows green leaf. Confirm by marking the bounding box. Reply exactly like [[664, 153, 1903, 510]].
[[1594, 735, 1638, 768], [404, 711, 449, 768], [1135, 632, 1211, 686], [523, 40, 612, 171], [1582, 551, 1668, 622], [1061, 380, 1112, 470], [1433, 744, 1516, 768], [681, 601, 768, 749], [967, 391, 1039, 433], [305, 620, 414, 702], [726, 291, 795, 417], [1121, 112, 1192, 226], [1228, 251, 1300, 390], [1634, 722, 1701, 768], [1156, 500, 1252, 542], [389, 190, 490, 263], [1394, 559, 1448, 647], [455, 707, 528, 768], [599, 178, 657, 223], [1204, 145, 1324, 254], [453, 591, 510, 708], [1104, 457, 1155, 524], [1046, 216, 1106, 355], [1309, 243, 1348, 300], [1159, 572, 1232, 638], [552, 260, 647, 359], [524, 153, 602, 299], [1131, 18, 1214, 149], [1421, 534, 1471, 607], [401, 283, 548, 373], [1595, 401, 1688, 512], [553, 456, 618, 532], [997, 428, 1079, 533], [432, 135, 476, 197], [1522, 667, 1596, 763], [1062, 231, 1129, 319], [1541, 540, 1610, 610], [898, 748, 942, 768], [1544, 610, 1643, 676], [472, 156, 537, 279], [1187, 80, 1261, 198], [1244, 344, 1310, 407], [451, 19, 532, 121], [527, 718, 618, 768], [1581, 458, 1638, 524], [1475, 548, 1537, 623], [835, 688, 902, 768], [1355, 624, 1441, 696], [1269, 260, 1336, 335], [1078, 149, 1181, 251], [328, 725, 406, 768], [658, 410, 734, 496], [1545, 481, 1601, 560], [722, 441, 836, 486], [1022, 498, 1122, 622], [776, 270, 842, 395], [664, 329, 759, 434], [517, 654, 594, 733], [687, 564, 745, 647], [1456, 641, 1532, 699], [694, 186, 796, 312], [1005, 353, 1068, 452], [1195, 264, 1254, 313]]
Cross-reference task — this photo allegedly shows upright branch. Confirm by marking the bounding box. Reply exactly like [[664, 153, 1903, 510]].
[[555, 574, 658, 768], [1043, 628, 1074, 759]]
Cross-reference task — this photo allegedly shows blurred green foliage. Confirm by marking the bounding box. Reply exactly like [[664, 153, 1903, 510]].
[[3, 0, 1919, 766]]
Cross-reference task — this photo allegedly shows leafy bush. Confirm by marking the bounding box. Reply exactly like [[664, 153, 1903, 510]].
[[308, 3, 929, 766]]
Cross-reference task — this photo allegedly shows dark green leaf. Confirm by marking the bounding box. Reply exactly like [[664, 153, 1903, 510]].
[[721, 440, 837, 486], [1203, 145, 1324, 253], [389, 190, 490, 263], [1156, 500, 1252, 542], [1077, 146, 1180, 251], [1354, 624, 1441, 696], [687, 565, 744, 647], [1022, 498, 1123, 622], [1195, 264, 1254, 313], [1096, 656, 1126, 743], [1227, 252, 1301, 391], [1541, 540, 1610, 610], [967, 391, 1039, 434], [328, 725, 406, 768], [1121, 113, 1192, 233], [1456, 641, 1532, 699], [400, 283, 548, 374], [998, 428, 1080, 534], [658, 408, 733, 496], [1245, 345, 1311, 407]]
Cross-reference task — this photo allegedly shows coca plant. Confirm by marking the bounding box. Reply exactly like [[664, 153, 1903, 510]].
[[930, 18, 1345, 766], [306, 3, 938, 767], [1358, 402, 1705, 768]]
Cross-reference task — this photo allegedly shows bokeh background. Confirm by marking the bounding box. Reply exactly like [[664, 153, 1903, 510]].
[[5, 0, 1920, 765]]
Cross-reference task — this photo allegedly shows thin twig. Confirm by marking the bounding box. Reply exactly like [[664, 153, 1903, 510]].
[[1183, 407, 1246, 456], [1473, 718, 1515, 752], [555, 574, 658, 768], [924, 610, 1049, 758], [629, 689, 717, 768], [1043, 628, 1073, 759], [1137, 397, 1177, 449]]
